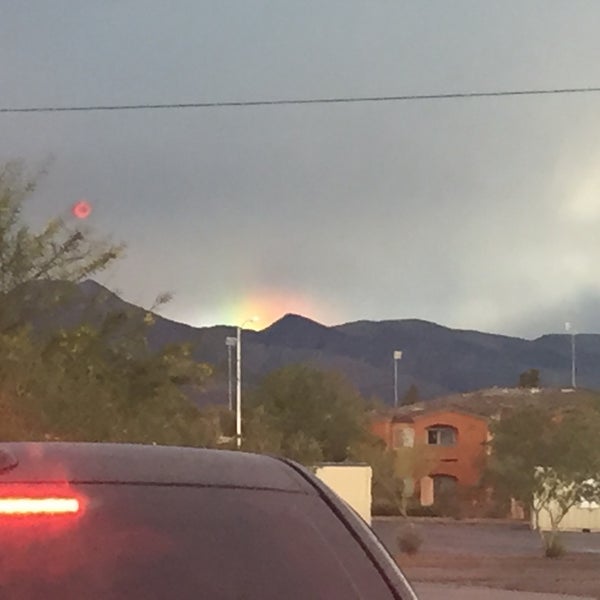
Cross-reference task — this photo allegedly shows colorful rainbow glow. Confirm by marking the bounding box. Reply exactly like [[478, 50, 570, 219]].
[[198, 289, 330, 330]]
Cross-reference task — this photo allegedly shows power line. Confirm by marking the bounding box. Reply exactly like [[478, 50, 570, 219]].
[[2, 86, 600, 114]]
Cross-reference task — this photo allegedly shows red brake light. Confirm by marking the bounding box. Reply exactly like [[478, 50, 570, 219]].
[[0, 497, 80, 515]]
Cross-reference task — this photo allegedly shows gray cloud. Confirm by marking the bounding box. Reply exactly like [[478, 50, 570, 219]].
[[2, 1, 600, 336]]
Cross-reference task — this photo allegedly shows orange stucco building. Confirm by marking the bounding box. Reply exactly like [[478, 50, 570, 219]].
[[371, 407, 490, 506]]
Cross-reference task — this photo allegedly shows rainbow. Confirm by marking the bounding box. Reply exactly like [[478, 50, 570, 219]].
[[200, 288, 330, 330]]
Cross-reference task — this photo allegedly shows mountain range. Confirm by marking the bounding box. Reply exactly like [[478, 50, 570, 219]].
[[18, 280, 600, 405]]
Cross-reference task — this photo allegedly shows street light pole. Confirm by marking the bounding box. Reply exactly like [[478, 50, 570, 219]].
[[235, 317, 258, 449], [225, 337, 236, 412], [571, 331, 577, 389], [393, 350, 403, 408], [236, 326, 242, 448], [566, 322, 576, 389]]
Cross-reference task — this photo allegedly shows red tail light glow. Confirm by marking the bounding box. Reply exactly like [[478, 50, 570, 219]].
[[0, 497, 80, 515]]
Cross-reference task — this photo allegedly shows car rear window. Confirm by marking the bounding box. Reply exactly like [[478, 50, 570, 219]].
[[0, 483, 397, 599]]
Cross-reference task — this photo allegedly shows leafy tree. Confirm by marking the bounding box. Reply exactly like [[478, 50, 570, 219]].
[[349, 438, 400, 514], [284, 430, 325, 465], [350, 437, 439, 516], [518, 368, 540, 388], [0, 160, 215, 446], [241, 406, 283, 455], [0, 161, 125, 333], [0, 319, 214, 445], [488, 404, 600, 554], [247, 364, 369, 463], [487, 407, 553, 504], [532, 467, 600, 554], [401, 384, 420, 406]]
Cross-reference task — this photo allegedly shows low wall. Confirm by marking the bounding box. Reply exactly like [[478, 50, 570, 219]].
[[534, 502, 600, 532], [314, 463, 372, 525]]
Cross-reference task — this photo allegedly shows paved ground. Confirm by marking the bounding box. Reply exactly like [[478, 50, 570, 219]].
[[413, 583, 595, 600], [372, 518, 600, 599], [372, 518, 600, 557]]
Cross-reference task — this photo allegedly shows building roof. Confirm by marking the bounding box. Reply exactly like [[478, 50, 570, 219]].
[[392, 406, 488, 423], [372, 387, 600, 422]]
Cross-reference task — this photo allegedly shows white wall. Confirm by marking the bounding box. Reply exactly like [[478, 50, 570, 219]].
[[314, 464, 372, 525], [532, 474, 600, 532], [534, 501, 600, 532]]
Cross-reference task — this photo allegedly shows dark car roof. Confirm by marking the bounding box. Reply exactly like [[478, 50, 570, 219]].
[[0, 442, 315, 493]]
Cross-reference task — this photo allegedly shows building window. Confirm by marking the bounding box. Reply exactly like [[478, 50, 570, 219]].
[[427, 426, 457, 446]]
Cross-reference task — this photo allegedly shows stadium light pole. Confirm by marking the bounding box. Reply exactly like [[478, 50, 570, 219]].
[[566, 322, 576, 389], [225, 336, 237, 411], [236, 317, 259, 449], [393, 350, 403, 408]]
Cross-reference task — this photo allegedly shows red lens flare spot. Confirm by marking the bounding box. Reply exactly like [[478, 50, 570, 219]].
[[72, 200, 92, 220], [0, 497, 80, 515]]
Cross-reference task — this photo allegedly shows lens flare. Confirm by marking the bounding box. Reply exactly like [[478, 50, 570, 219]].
[[72, 200, 92, 220]]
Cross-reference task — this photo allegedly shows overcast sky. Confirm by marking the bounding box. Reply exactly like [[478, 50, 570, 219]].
[[2, 1, 600, 338]]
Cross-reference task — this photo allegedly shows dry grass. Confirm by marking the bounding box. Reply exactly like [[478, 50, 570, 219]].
[[397, 552, 600, 598]]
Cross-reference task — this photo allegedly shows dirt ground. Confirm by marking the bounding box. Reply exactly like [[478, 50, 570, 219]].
[[398, 553, 599, 598], [372, 519, 600, 599]]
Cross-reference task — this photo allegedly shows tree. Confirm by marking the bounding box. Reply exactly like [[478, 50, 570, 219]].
[[246, 364, 369, 464], [241, 405, 283, 455], [487, 407, 552, 506], [532, 467, 600, 554], [393, 444, 440, 505], [350, 437, 439, 516], [0, 160, 214, 446], [518, 368, 540, 388], [0, 317, 214, 445], [401, 384, 420, 406], [488, 404, 600, 554], [349, 438, 400, 513], [0, 161, 125, 334]]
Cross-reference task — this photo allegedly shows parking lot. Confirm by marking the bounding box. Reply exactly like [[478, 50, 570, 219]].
[[412, 583, 595, 600], [372, 518, 600, 599], [373, 518, 600, 557]]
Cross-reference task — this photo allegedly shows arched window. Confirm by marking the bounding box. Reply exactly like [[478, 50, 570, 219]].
[[426, 425, 457, 446]]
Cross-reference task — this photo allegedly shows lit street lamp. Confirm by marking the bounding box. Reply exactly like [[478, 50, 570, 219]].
[[235, 317, 259, 449]]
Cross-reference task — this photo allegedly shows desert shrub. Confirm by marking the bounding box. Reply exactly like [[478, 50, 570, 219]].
[[432, 489, 462, 519], [396, 525, 423, 555], [406, 504, 439, 517], [543, 533, 566, 558], [371, 497, 402, 516]]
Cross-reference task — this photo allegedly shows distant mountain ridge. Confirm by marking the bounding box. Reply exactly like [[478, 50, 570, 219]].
[[16, 280, 600, 405]]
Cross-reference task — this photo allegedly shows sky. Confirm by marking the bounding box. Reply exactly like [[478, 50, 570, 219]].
[[2, 1, 600, 338]]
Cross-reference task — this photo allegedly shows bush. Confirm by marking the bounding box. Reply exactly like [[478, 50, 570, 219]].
[[371, 497, 402, 516], [543, 533, 566, 558], [433, 489, 462, 519], [396, 525, 423, 555], [406, 504, 439, 517]]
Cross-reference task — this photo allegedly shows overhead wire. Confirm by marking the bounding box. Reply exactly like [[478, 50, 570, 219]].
[[1, 86, 600, 114]]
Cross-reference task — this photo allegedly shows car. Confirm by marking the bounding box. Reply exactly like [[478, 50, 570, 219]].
[[0, 442, 418, 599]]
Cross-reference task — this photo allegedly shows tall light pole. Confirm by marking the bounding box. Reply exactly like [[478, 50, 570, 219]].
[[393, 350, 403, 408], [236, 317, 259, 449], [566, 322, 576, 388], [225, 337, 237, 411]]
